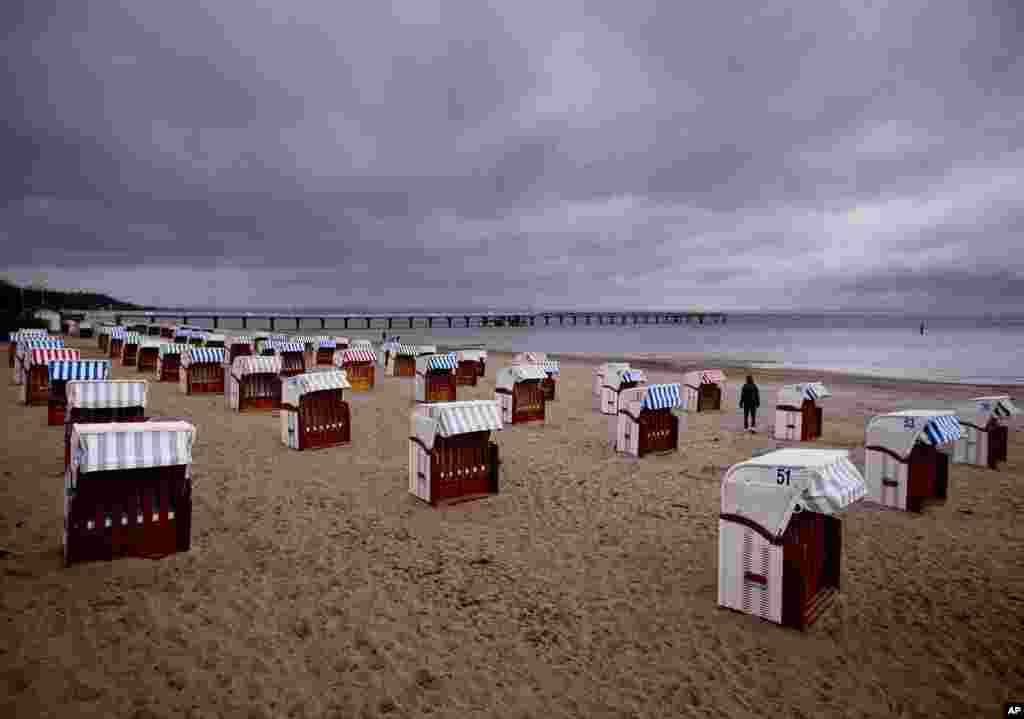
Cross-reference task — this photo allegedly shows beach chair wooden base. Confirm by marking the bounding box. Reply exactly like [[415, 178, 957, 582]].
[[7, 344, 14, 369], [906, 444, 949, 513], [280, 353, 305, 378], [395, 356, 416, 378], [65, 465, 192, 567], [185, 365, 225, 395], [424, 374, 456, 403], [316, 348, 334, 366], [456, 361, 479, 387], [121, 348, 138, 366], [26, 366, 50, 406], [344, 363, 374, 391], [238, 374, 282, 413], [108, 340, 123, 359], [638, 410, 678, 456], [499, 383, 545, 424], [780, 513, 842, 629], [697, 384, 722, 412], [426, 436, 499, 506], [159, 358, 180, 383], [289, 394, 350, 450], [137, 350, 158, 372], [988, 421, 1008, 468]]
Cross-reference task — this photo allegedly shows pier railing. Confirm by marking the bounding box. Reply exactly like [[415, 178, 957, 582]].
[[56, 309, 727, 331]]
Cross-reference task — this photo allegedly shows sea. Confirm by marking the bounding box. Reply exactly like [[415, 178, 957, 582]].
[[100, 310, 1024, 386]]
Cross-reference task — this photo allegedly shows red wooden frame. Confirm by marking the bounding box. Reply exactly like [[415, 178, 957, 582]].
[[394, 355, 416, 377], [456, 361, 479, 387], [497, 381, 545, 424], [279, 352, 305, 378], [25, 365, 51, 405], [137, 347, 158, 372], [285, 392, 351, 450], [423, 371, 456, 403], [344, 362, 375, 391], [780, 513, 842, 629], [65, 464, 192, 567], [159, 356, 180, 382], [236, 373, 282, 413], [412, 432, 499, 506], [184, 364, 225, 394]]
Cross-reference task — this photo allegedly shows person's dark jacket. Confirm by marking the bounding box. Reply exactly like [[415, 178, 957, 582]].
[[739, 382, 760, 409]]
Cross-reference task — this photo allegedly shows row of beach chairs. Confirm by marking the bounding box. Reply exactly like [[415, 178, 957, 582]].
[[5, 327, 1019, 633]]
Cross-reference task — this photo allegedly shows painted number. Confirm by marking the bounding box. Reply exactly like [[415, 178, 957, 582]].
[[776, 468, 792, 485], [903, 417, 916, 429]]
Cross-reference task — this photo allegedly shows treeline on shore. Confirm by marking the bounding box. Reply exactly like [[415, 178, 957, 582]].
[[1, 279, 141, 335]]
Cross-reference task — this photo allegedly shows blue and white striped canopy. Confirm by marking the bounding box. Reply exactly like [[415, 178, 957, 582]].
[[271, 342, 305, 353], [642, 383, 682, 411], [48, 360, 111, 381], [424, 353, 459, 371], [9, 329, 49, 341], [621, 369, 645, 384], [317, 338, 337, 349], [186, 347, 226, 364], [108, 328, 128, 338], [921, 415, 962, 445]]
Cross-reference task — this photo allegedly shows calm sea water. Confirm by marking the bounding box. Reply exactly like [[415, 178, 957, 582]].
[[113, 311, 1024, 385]]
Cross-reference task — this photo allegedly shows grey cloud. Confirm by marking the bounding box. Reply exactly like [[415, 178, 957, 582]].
[[2, 0, 1023, 312]]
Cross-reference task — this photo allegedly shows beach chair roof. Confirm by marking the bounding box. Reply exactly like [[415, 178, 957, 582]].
[[123, 332, 144, 345], [778, 382, 831, 405], [418, 345, 437, 355], [17, 339, 64, 356], [283, 370, 351, 405], [410, 400, 503, 450], [29, 348, 80, 367], [336, 348, 377, 364], [608, 367, 646, 390], [69, 421, 195, 478], [683, 369, 726, 386], [205, 333, 226, 343], [139, 340, 164, 350], [395, 344, 418, 356], [721, 448, 867, 540], [317, 338, 337, 348], [416, 353, 459, 373], [159, 343, 191, 356], [642, 383, 682, 410], [181, 347, 226, 366], [352, 339, 374, 348], [334, 336, 350, 345], [865, 410, 963, 458], [513, 352, 547, 364], [958, 396, 1018, 422], [48, 360, 111, 381], [226, 335, 254, 346], [495, 364, 548, 390], [596, 362, 630, 375], [457, 349, 487, 362], [66, 379, 148, 409], [231, 355, 282, 377], [269, 341, 305, 354], [9, 329, 49, 341]]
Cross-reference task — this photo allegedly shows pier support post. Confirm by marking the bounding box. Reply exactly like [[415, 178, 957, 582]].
[[182, 316, 188, 325], [465, 316, 471, 327], [447, 317, 453, 328], [365, 318, 370, 329], [294, 317, 300, 330], [269, 317, 275, 330], [572, 315, 577, 325], [320, 318, 326, 330], [699, 314, 704, 324], [409, 318, 413, 329], [344, 318, 349, 329], [388, 318, 393, 329], [213, 316, 219, 329]]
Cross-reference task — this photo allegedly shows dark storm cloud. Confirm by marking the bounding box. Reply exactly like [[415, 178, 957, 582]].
[[2, 0, 1022, 311]]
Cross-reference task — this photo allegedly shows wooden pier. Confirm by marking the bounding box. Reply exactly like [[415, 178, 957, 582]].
[[58, 309, 727, 331]]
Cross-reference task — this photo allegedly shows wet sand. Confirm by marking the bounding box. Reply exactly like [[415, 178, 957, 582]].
[[1, 337, 1022, 718]]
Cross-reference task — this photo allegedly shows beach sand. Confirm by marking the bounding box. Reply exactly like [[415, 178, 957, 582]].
[[1, 337, 1022, 718]]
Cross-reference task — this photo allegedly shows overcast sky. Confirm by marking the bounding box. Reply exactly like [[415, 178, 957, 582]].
[[2, 0, 1022, 312]]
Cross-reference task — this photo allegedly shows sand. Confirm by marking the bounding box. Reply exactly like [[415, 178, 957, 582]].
[[1, 336, 1022, 719]]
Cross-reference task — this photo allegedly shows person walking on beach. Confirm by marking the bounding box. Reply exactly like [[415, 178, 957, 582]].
[[739, 375, 760, 431]]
